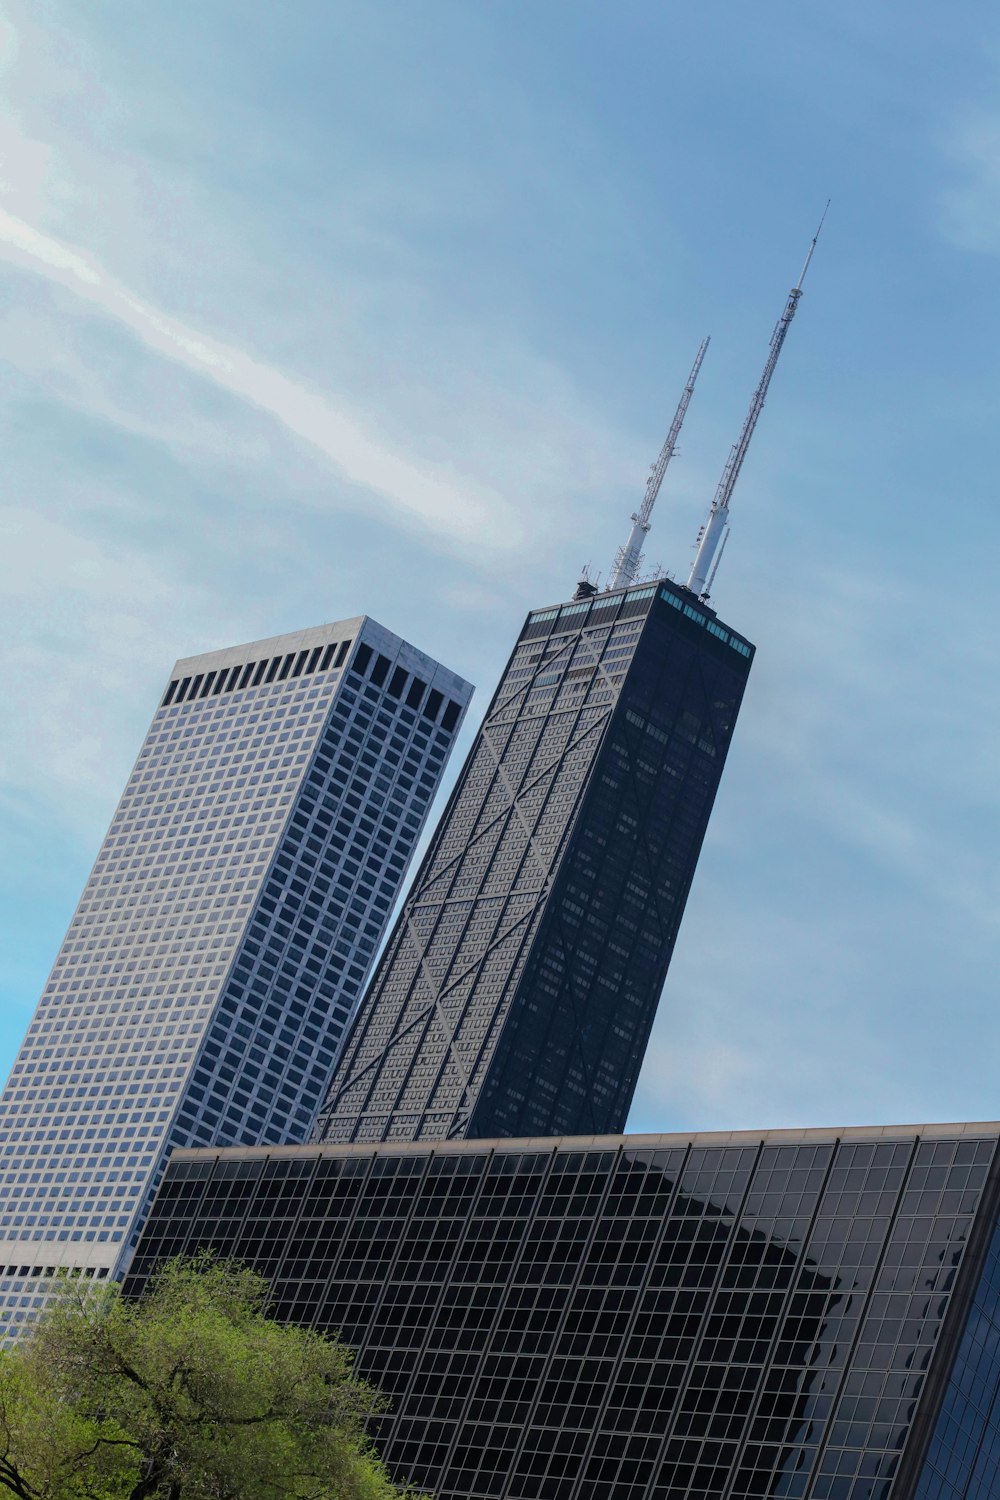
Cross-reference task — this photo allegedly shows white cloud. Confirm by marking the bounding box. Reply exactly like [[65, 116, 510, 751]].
[[0, 205, 522, 548], [0, 54, 655, 857]]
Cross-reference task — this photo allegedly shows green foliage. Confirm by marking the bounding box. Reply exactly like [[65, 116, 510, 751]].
[[0, 1256, 416, 1500]]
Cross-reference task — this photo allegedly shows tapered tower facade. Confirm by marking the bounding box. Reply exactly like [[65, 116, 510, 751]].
[[317, 579, 753, 1144]]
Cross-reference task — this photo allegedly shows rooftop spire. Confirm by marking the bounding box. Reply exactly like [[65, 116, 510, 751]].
[[609, 337, 710, 590], [686, 202, 829, 600]]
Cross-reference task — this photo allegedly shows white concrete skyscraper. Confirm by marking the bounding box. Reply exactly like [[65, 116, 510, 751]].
[[0, 615, 472, 1330]]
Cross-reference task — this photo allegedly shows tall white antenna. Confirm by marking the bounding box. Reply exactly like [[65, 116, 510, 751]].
[[687, 202, 829, 600], [609, 337, 710, 590]]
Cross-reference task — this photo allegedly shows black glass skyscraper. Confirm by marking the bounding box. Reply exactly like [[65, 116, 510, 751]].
[[128, 1122, 1000, 1500], [316, 578, 754, 1144]]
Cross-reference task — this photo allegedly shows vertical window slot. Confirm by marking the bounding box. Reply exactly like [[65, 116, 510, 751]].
[[442, 700, 461, 732]]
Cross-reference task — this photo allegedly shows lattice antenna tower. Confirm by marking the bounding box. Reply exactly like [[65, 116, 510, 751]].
[[687, 202, 829, 600], [608, 336, 710, 590]]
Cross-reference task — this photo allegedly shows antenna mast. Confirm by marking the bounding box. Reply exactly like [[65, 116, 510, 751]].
[[609, 337, 710, 590], [687, 202, 828, 599]]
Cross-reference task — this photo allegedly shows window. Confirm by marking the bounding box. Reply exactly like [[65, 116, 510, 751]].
[[441, 700, 461, 732]]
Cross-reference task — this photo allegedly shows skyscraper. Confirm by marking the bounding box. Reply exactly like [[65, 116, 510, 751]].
[[316, 219, 827, 1149], [0, 616, 471, 1325], [129, 1120, 1000, 1500], [318, 578, 753, 1145]]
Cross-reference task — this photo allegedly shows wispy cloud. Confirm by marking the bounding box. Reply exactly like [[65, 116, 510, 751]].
[[733, 559, 1000, 930], [940, 107, 1000, 253], [0, 504, 241, 829], [0, 206, 520, 547]]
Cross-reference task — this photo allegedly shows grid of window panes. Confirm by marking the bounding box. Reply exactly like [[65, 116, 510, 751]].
[[317, 580, 753, 1146], [912, 1217, 1000, 1500], [0, 618, 471, 1334], [473, 586, 752, 1141], [164, 639, 469, 1163], [128, 1127, 999, 1500]]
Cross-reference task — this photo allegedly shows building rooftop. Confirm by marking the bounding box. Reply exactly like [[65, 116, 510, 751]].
[[169, 1117, 1000, 1164]]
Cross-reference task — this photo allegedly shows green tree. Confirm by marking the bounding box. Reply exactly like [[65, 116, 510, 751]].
[[0, 1256, 415, 1500]]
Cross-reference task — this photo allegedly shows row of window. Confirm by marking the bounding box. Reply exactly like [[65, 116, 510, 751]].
[[352, 644, 463, 730], [162, 638, 352, 706], [522, 589, 655, 644], [656, 587, 753, 656], [0, 1264, 108, 1280], [523, 584, 754, 660]]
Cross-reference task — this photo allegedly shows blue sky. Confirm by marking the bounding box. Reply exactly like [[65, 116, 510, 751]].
[[3, 0, 1000, 1135]]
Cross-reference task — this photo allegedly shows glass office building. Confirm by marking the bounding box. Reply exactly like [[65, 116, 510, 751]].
[[129, 1121, 1000, 1500], [0, 616, 471, 1328], [318, 578, 754, 1145]]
